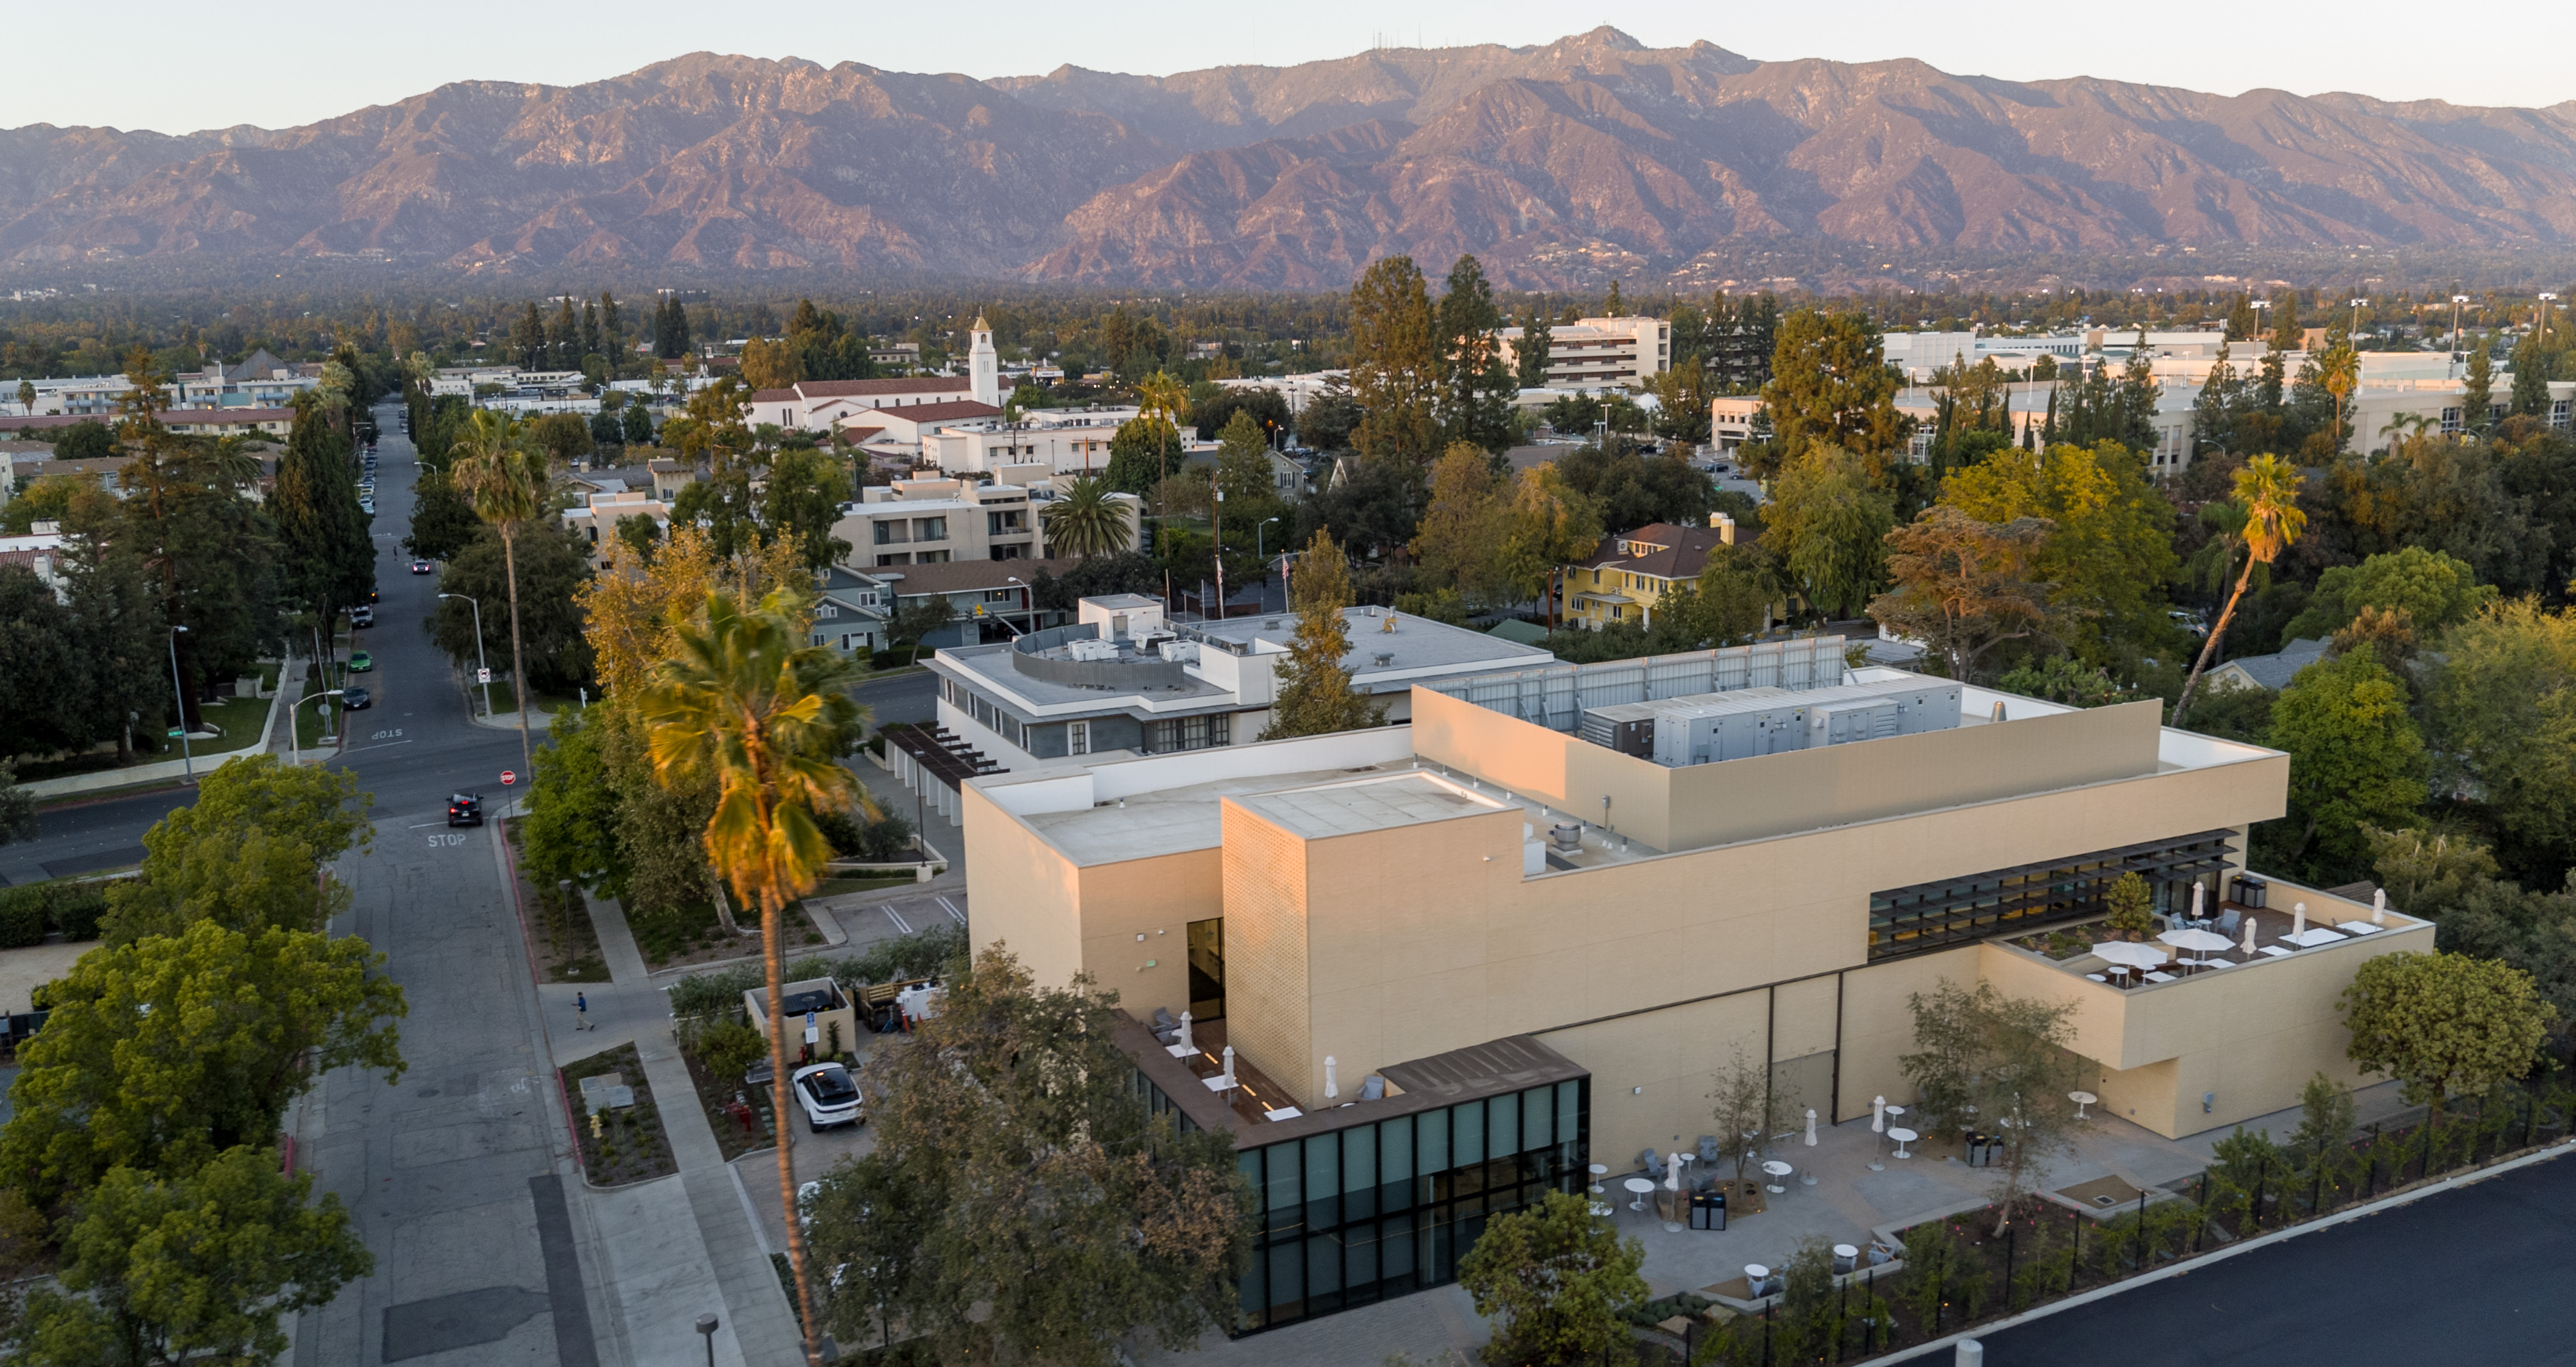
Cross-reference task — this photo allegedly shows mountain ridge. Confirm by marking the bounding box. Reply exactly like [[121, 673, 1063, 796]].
[[5, 29, 2575, 288]]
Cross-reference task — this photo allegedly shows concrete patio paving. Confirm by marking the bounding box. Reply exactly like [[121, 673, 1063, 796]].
[[1144, 1077, 2417, 1364]]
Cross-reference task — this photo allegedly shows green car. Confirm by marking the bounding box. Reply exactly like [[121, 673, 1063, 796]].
[[347, 651, 374, 673]]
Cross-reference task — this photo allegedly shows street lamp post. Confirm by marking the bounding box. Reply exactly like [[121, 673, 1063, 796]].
[[1211, 488, 1225, 620], [2451, 294, 2471, 376], [291, 689, 344, 767], [2539, 293, 2559, 352], [1001, 575, 1032, 638], [438, 592, 492, 718], [166, 624, 193, 783], [694, 1313, 718, 1367], [1256, 516, 1282, 611]]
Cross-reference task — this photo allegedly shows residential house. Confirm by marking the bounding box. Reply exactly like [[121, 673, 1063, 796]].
[[809, 564, 888, 656], [2, 452, 134, 504], [2206, 638, 2331, 693], [960, 638, 2427, 1332], [1563, 518, 1752, 630], [0, 530, 68, 597], [562, 489, 671, 574]]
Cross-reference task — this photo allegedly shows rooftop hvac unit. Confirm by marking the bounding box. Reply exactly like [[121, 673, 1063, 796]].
[[1809, 699, 1900, 747], [1580, 702, 1658, 757]]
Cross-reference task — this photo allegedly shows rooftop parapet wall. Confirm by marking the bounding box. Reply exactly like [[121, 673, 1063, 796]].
[[1407, 687, 2173, 853]]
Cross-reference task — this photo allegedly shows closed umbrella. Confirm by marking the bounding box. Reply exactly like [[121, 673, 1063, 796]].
[[2372, 888, 2387, 925], [2191, 881, 2206, 921], [1804, 1109, 1819, 1147], [1665, 1152, 1686, 1192], [2241, 915, 2257, 955], [2293, 901, 2308, 937], [1176, 1010, 1193, 1053], [1872, 1096, 1887, 1134]]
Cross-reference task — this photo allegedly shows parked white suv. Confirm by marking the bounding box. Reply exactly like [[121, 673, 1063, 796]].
[[791, 1062, 863, 1132]]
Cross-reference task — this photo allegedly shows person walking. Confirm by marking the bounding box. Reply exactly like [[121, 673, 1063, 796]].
[[575, 991, 591, 1031]]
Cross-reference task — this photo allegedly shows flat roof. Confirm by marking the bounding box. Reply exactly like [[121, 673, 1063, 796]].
[[1379, 1034, 1589, 1104], [1023, 762, 1413, 865], [936, 642, 1236, 711], [1229, 771, 1509, 841], [1193, 608, 1553, 684]]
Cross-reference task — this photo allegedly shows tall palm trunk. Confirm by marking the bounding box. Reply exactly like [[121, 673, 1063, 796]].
[[502, 525, 532, 781], [2174, 553, 2257, 719], [762, 881, 826, 1366]]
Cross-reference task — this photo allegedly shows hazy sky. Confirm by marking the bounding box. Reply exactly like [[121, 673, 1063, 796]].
[[8, 1, 2569, 134]]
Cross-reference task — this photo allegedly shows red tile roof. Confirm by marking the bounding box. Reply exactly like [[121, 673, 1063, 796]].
[[797, 377, 971, 399], [866, 400, 1001, 423], [748, 388, 800, 403]]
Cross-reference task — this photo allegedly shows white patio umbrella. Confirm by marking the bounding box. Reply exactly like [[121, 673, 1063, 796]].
[[2158, 927, 2234, 966], [2092, 941, 2169, 970], [2191, 881, 2206, 920], [2240, 915, 2258, 955], [1665, 1152, 1687, 1192], [1872, 1096, 1887, 1133], [1176, 1010, 1193, 1053], [2293, 901, 2308, 937], [1804, 1109, 1819, 1146], [2372, 888, 2388, 925]]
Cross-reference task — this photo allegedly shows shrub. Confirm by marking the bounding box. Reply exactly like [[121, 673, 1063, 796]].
[[49, 885, 105, 941], [0, 888, 48, 948], [694, 1019, 766, 1082]]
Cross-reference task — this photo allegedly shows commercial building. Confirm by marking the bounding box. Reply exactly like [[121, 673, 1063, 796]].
[[562, 488, 672, 574], [1499, 316, 1672, 389], [927, 596, 1553, 774], [920, 406, 1152, 477], [961, 640, 2427, 1331]]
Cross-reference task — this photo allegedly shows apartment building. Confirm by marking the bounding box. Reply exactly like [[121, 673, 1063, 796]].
[[962, 639, 2425, 1331], [829, 474, 1143, 568], [562, 489, 672, 574], [1499, 316, 1672, 388], [919, 406, 1157, 477]]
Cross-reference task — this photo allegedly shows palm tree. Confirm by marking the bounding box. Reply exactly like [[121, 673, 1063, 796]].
[[640, 588, 876, 1367], [450, 409, 549, 779], [2318, 344, 2360, 455], [2379, 411, 2436, 449], [2174, 454, 2309, 719], [1040, 475, 1133, 558]]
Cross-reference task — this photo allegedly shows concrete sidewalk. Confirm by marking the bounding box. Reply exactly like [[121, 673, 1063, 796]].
[[21, 669, 294, 797], [544, 895, 806, 1366]]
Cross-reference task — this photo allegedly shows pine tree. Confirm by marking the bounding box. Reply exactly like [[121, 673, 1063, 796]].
[[1347, 257, 1437, 465], [1516, 308, 1554, 388], [2226, 293, 2259, 342], [1261, 532, 1380, 739], [512, 303, 546, 370], [273, 394, 375, 642], [1435, 256, 1518, 454], [1603, 278, 1626, 317], [599, 293, 624, 374], [581, 302, 602, 366], [2270, 291, 2303, 357], [2461, 344, 2495, 433], [666, 300, 692, 360]]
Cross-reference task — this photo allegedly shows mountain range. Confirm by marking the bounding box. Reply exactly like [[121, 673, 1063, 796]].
[[5, 27, 2575, 289]]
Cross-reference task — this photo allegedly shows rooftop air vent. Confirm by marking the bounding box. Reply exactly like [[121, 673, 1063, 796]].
[[1373, 652, 1394, 668]]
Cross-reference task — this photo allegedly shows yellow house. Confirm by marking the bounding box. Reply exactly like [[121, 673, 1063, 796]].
[[961, 640, 2426, 1334], [1564, 517, 1753, 630]]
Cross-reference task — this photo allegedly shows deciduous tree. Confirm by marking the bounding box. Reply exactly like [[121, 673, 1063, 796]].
[[1900, 979, 2086, 1234], [16, 1146, 370, 1367], [101, 755, 370, 945], [2, 920, 406, 1209], [2341, 950, 2553, 1131], [1866, 505, 2053, 683], [805, 945, 1249, 1367], [1765, 444, 1895, 620], [1457, 1189, 1646, 1367]]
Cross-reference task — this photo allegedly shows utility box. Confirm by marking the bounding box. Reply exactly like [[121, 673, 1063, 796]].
[[1581, 702, 1658, 758]]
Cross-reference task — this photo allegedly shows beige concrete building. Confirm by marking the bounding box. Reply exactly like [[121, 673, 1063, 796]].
[[960, 642, 2428, 1330], [1500, 316, 1672, 388]]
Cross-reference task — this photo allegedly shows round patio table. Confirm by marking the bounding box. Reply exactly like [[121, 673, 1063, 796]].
[[1762, 1160, 1795, 1194], [2069, 1091, 2098, 1121], [1588, 1162, 1609, 1194], [1623, 1176, 1656, 1212], [1888, 1127, 1918, 1160]]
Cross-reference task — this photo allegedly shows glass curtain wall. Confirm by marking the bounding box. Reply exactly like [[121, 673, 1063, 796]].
[[1234, 1079, 1590, 1332], [1866, 829, 2240, 960]]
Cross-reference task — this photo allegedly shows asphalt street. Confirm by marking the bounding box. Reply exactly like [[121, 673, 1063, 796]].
[[1972, 1150, 2576, 1365]]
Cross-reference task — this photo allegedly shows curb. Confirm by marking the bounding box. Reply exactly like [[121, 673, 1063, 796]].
[[1874, 1135, 2576, 1362]]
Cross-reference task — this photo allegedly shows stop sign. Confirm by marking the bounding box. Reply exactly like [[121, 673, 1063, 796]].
[[501, 770, 517, 786]]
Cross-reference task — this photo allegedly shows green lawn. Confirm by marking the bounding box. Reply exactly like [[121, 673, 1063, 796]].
[[190, 694, 272, 754]]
